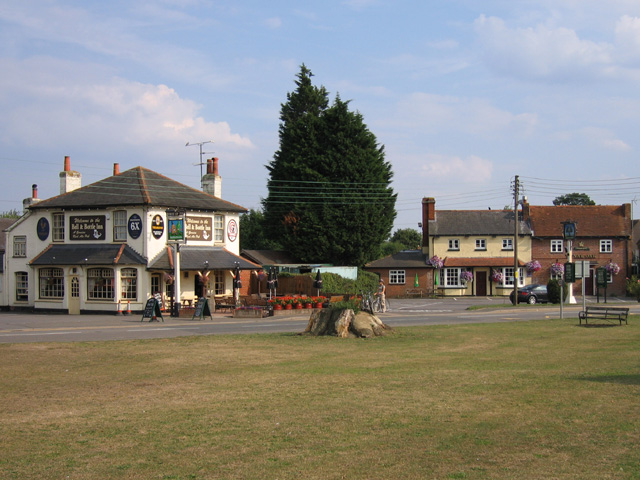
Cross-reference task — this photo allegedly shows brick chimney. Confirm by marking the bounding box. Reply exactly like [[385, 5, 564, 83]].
[[202, 157, 222, 198], [22, 183, 42, 213], [59, 155, 82, 194], [113, 163, 120, 175], [421, 197, 436, 255]]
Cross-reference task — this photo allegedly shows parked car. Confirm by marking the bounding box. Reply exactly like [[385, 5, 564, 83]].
[[509, 284, 549, 305]]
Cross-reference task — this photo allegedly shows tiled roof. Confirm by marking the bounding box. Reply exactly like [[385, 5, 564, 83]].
[[527, 205, 631, 237], [30, 244, 147, 266], [149, 247, 260, 271], [365, 250, 428, 268], [241, 249, 302, 266], [0, 217, 17, 251], [431, 210, 532, 236], [29, 167, 247, 213]]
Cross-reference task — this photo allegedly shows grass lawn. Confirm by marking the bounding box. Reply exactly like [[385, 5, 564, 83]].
[[1, 317, 639, 479]]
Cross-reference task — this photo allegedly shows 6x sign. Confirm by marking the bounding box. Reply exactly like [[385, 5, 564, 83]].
[[128, 214, 142, 239]]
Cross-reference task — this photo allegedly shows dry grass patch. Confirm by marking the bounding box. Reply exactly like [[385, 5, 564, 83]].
[[0, 320, 639, 479]]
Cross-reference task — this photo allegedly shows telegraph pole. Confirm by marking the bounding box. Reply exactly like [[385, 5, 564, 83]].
[[512, 175, 520, 305], [186, 140, 214, 188]]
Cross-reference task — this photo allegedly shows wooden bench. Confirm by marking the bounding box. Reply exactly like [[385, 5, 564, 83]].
[[578, 306, 629, 325], [405, 288, 438, 298]]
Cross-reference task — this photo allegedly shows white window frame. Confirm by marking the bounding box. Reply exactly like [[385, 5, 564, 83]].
[[500, 267, 525, 288], [120, 268, 137, 300], [16, 271, 28, 302], [448, 239, 459, 251], [442, 267, 462, 287], [214, 214, 224, 243], [551, 239, 564, 253], [52, 213, 65, 242], [88, 268, 115, 300], [213, 270, 225, 295], [600, 239, 613, 253], [502, 238, 513, 251], [39, 268, 64, 299], [13, 236, 26, 257], [475, 238, 487, 251], [389, 270, 406, 285], [113, 210, 127, 242]]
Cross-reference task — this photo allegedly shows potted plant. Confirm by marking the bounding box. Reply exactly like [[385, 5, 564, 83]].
[[429, 255, 444, 269], [313, 296, 326, 308], [605, 262, 620, 275], [525, 260, 541, 273], [460, 270, 473, 283], [491, 270, 503, 283], [550, 262, 564, 277], [268, 297, 284, 310]]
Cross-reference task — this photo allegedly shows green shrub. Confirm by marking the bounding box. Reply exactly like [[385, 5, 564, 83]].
[[331, 298, 361, 313], [547, 279, 570, 304], [626, 275, 640, 300], [318, 269, 379, 295]]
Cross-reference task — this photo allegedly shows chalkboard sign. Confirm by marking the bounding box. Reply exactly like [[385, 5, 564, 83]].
[[141, 297, 164, 322], [192, 297, 212, 321]]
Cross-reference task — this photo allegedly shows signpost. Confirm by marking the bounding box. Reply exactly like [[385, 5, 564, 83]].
[[596, 267, 608, 303]]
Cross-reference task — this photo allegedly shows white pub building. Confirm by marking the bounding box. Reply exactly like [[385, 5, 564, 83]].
[[1, 156, 258, 314]]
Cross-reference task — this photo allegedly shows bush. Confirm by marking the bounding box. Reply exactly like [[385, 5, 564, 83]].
[[547, 279, 569, 304], [319, 269, 379, 296], [626, 275, 640, 300], [547, 279, 561, 304]]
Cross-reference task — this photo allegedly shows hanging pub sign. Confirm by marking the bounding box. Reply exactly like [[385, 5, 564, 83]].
[[151, 214, 164, 239], [70, 215, 105, 241], [37, 217, 50, 241], [128, 214, 142, 239], [562, 221, 576, 240], [168, 218, 185, 242], [185, 216, 212, 241]]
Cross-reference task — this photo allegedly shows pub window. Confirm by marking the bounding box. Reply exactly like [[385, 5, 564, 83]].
[[599, 239, 613, 253], [502, 238, 513, 250], [113, 210, 127, 242], [443, 267, 461, 287], [475, 238, 486, 251], [87, 268, 114, 300], [500, 267, 525, 287], [13, 236, 26, 257], [551, 239, 564, 253], [39, 268, 64, 299], [52, 213, 65, 242], [448, 239, 459, 251], [214, 214, 224, 243], [120, 268, 137, 300], [213, 270, 225, 295], [389, 270, 405, 285], [16, 272, 28, 302]]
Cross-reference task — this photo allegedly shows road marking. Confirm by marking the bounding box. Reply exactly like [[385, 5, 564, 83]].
[[0, 331, 82, 337]]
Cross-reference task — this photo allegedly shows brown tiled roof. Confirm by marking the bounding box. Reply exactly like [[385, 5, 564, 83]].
[[241, 250, 302, 266], [30, 244, 147, 266], [431, 210, 532, 236], [29, 167, 247, 213], [149, 247, 260, 271], [528, 204, 631, 238], [443, 257, 525, 267], [0, 217, 17, 251], [365, 250, 428, 269]]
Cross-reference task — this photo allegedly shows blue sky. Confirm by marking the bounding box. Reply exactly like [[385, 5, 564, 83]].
[[1, 0, 639, 232]]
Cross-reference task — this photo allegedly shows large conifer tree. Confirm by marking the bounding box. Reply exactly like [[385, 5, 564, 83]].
[[263, 65, 396, 266]]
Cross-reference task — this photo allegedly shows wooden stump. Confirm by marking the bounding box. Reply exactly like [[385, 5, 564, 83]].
[[302, 309, 392, 338]]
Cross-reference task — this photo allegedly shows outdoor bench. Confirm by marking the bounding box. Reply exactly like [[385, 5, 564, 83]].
[[405, 288, 426, 298], [578, 306, 629, 325]]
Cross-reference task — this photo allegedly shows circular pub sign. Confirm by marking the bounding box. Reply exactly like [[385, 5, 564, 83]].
[[151, 214, 164, 239], [128, 214, 142, 239], [37, 217, 50, 241], [227, 219, 238, 242]]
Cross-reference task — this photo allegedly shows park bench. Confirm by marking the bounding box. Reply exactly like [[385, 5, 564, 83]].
[[578, 306, 629, 325], [405, 288, 439, 298]]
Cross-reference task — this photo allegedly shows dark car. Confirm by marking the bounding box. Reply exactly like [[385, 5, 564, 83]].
[[509, 284, 549, 305]]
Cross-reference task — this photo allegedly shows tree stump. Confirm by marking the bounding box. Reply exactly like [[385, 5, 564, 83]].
[[302, 309, 392, 338]]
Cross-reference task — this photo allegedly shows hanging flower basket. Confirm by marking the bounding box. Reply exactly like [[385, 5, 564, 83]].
[[525, 260, 541, 273], [550, 263, 564, 276], [491, 270, 503, 283], [429, 255, 444, 269], [605, 262, 620, 275], [460, 271, 474, 283]]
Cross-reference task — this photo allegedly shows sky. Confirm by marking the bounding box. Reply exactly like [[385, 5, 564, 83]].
[[1, 0, 639, 233]]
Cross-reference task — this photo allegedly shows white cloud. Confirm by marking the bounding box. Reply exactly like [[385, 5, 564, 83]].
[[0, 58, 253, 154], [474, 14, 614, 82], [579, 127, 631, 151], [614, 15, 640, 65], [265, 17, 282, 29], [420, 154, 494, 183]]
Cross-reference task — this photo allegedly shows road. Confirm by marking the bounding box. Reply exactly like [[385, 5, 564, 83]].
[[0, 297, 637, 343]]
